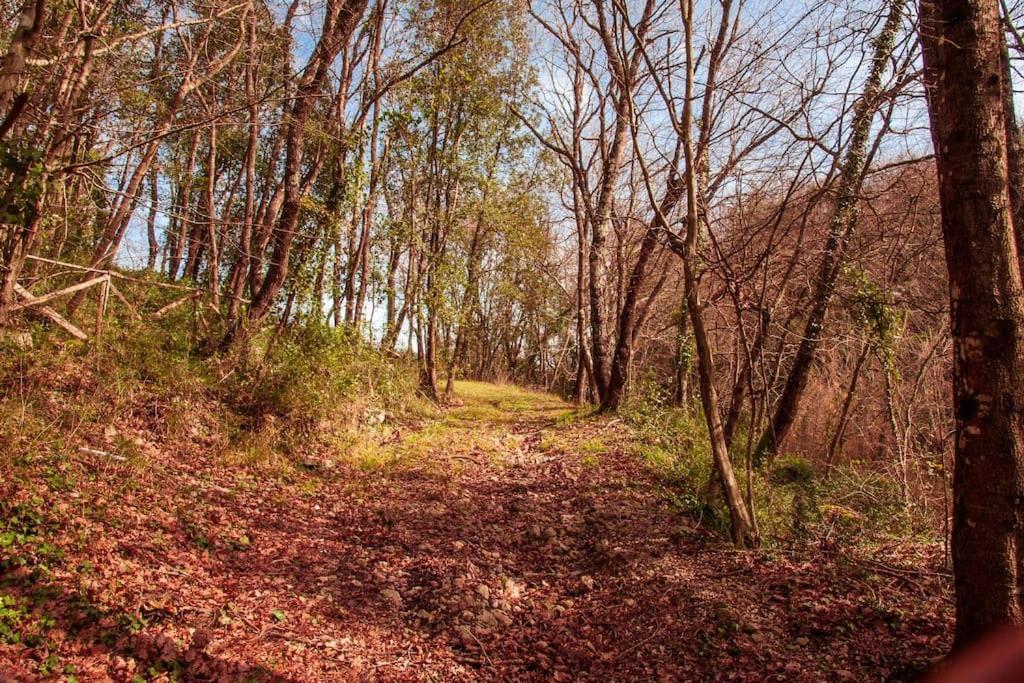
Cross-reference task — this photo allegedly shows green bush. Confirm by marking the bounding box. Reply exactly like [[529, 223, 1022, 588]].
[[754, 456, 820, 543], [0, 278, 421, 478], [619, 380, 920, 547], [620, 379, 722, 524], [232, 323, 416, 424], [771, 455, 815, 486], [819, 465, 911, 538]]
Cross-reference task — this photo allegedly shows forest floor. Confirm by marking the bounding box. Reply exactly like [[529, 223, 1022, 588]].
[[1, 381, 953, 682]]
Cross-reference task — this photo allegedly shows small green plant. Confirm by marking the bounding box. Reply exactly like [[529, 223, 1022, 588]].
[[37, 653, 62, 676], [1, 497, 63, 571], [577, 437, 607, 457], [749, 455, 821, 543], [0, 594, 28, 644], [771, 455, 815, 486], [620, 380, 716, 516], [44, 466, 76, 492], [178, 516, 212, 551], [118, 611, 148, 633], [0, 592, 54, 647], [820, 465, 912, 540]]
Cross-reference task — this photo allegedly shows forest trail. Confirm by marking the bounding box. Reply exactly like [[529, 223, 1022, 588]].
[[1, 382, 949, 681]]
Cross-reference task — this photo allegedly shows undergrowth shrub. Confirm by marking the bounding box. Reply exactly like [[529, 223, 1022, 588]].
[[619, 378, 926, 547], [214, 323, 426, 471], [620, 379, 722, 527], [227, 324, 420, 459], [0, 280, 422, 478], [818, 465, 911, 542], [753, 455, 820, 544], [235, 323, 415, 420]]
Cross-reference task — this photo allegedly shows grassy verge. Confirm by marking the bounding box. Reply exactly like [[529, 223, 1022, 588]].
[[608, 382, 941, 551]]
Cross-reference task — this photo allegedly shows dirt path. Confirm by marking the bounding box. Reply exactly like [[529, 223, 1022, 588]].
[[1, 382, 951, 681]]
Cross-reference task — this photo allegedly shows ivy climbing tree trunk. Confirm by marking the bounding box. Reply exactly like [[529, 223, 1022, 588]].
[[754, 0, 906, 464]]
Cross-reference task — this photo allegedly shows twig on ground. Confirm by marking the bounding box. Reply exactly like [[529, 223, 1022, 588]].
[[612, 626, 666, 661], [79, 446, 128, 461], [468, 628, 496, 671]]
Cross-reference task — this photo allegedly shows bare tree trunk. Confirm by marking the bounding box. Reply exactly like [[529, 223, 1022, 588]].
[[574, 237, 590, 402], [382, 235, 402, 341], [678, 0, 757, 548], [671, 293, 691, 407], [227, 12, 259, 321], [587, 0, 650, 403], [168, 131, 200, 280], [0, 0, 47, 133], [825, 341, 870, 473], [146, 166, 159, 270], [382, 179, 416, 351], [422, 270, 440, 400], [920, 0, 1024, 648], [881, 352, 909, 503], [572, 183, 594, 403]]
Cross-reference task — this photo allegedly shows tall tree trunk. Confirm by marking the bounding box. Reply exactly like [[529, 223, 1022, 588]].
[[920, 0, 1024, 649], [678, 0, 757, 548], [422, 269, 440, 401], [227, 12, 260, 321], [0, 0, 47, 135], [381, 235, 402, 345], [168, 131, 201, 280], [588, 119, 628, 404], [146, 166, 159, 270], [572, 183, 594, 403], [382, 178, 416, 350], [671, 292, 691, 407], [825, 340, 870, 473], [205, 121, 224, 308]]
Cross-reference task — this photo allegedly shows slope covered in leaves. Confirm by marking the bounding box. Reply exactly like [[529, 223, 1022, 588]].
[[1, 376, 952, 681]]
